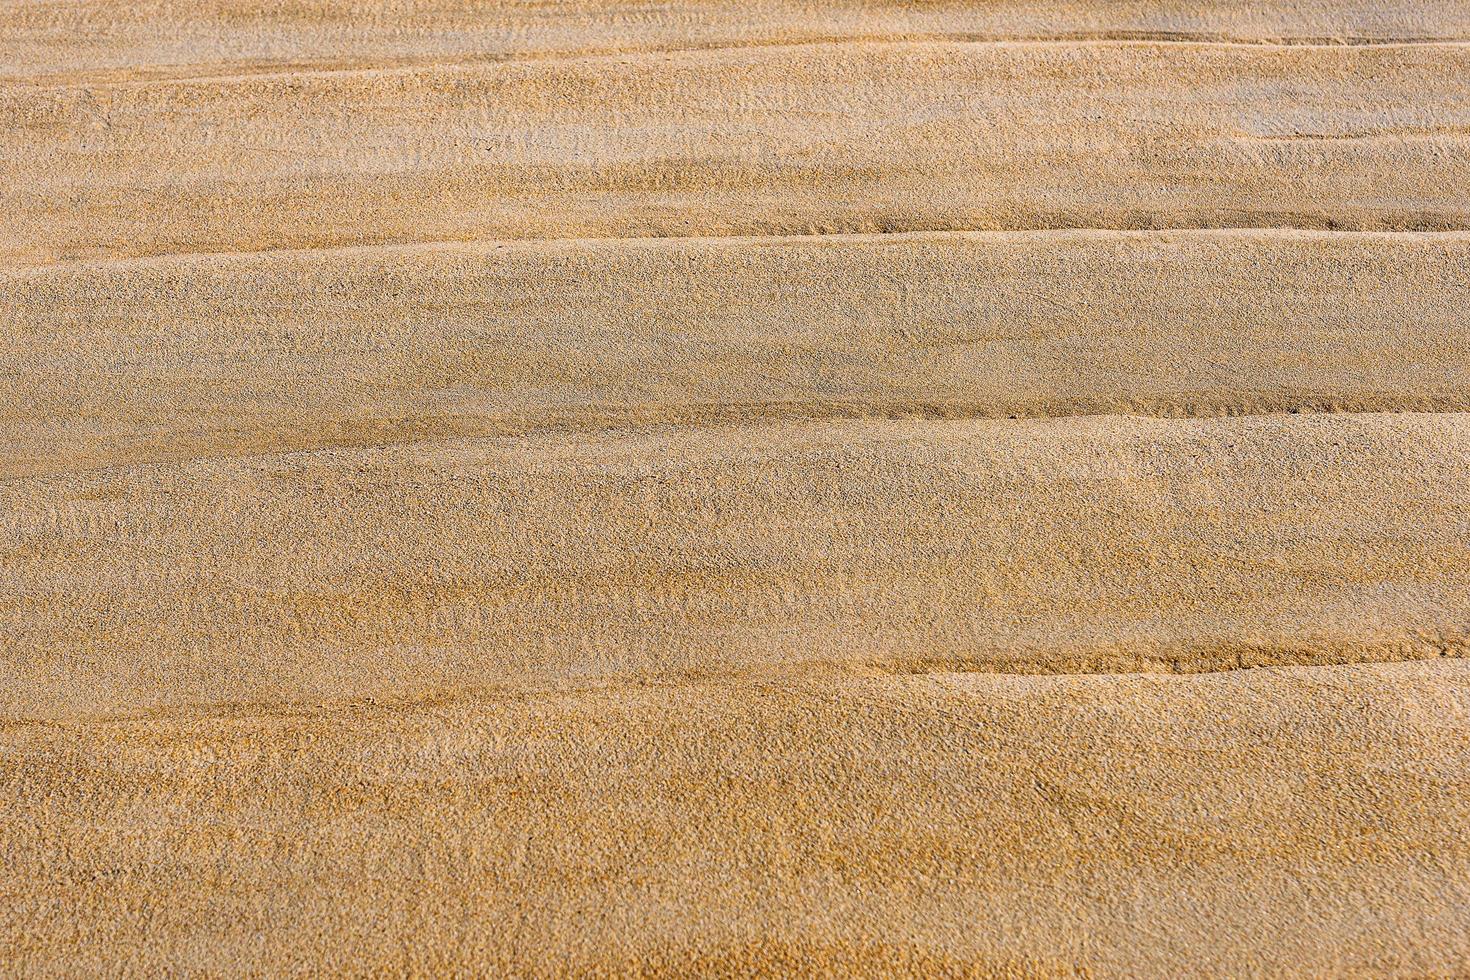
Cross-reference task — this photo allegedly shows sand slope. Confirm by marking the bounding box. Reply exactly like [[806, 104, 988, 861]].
[[5, 413, 1470, 720], [9, 1, 1470, 80], [4, 662, 1468, 976], [3, 1, 1469, 975], [6, 229, 1470, 477], [7, 42, 1470, 262]]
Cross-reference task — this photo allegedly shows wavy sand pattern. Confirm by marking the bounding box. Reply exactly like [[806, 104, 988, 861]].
[[3, 2, 1469, 976]]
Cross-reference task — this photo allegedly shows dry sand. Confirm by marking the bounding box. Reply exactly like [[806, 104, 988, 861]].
[[3, 2, 1469, 976], [6, 662, 1469, 976]]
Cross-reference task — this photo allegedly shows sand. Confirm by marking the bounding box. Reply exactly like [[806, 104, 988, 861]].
[[6, 662, 1469, 976], [3, 2, 1469, 976]]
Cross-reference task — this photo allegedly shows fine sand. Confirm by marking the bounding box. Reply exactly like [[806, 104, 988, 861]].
[[3, 2, 1469, 976]]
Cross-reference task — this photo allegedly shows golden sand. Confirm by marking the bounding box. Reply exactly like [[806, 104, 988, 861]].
[[3, 2, 1468, 975]]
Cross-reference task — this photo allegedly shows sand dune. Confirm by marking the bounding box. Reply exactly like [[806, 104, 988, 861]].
[[4, 1, 1469, 975]]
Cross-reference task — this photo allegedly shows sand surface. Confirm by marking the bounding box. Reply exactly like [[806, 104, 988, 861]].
[[3, 2, 1469, 976]]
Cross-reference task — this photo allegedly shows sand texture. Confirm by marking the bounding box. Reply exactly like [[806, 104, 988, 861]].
[[3, 2, 1470, 976]]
